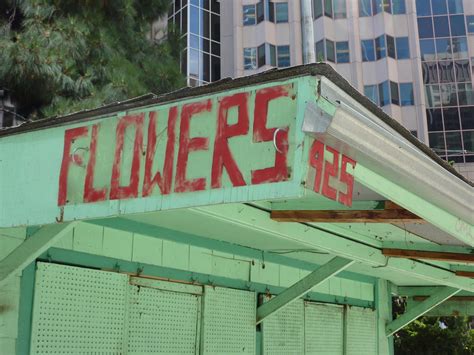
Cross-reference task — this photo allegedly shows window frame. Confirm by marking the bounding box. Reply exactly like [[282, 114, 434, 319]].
[[243, 5, 257, 26], [277, 45, 291, 67], [400, 82, 415, 106], [361, 39, 376, 62], [336, 41, 350, 63], [243, 47, 257, 70]]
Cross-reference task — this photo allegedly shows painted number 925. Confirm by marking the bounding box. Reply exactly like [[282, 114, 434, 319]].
[[308, 140, 357, 207]]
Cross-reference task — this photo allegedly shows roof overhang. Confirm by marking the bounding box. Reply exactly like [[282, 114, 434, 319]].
[[0, 64, 472, 294]]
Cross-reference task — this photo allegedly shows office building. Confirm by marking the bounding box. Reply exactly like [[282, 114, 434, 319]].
[[170, 0, 474, 178]]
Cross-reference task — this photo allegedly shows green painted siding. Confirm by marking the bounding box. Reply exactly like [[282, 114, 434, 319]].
[[52, 222, 374, 303]]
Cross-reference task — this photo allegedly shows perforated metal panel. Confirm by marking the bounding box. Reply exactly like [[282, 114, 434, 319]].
[[128, 284, 201, 354], [201, 286, 256, 354], [304, 302, 344, 355], [30, 262, 129, 354], [345, 306, 377, 355], [262, 298, 304, 355]]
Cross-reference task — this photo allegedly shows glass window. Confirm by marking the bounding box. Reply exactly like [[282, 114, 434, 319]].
[[211, 41, 220, 56], [450, 15, 465, 36], [257, 44, 266, 67], [427, 109, 444, 131], [361, 39, 375, 61], [458, 83, 474, 105], [243, 5, 256, 26], [420, 39, 436, 61], [460, 107, 474, 129], [373, 0, 383, 15], [455, 60, 471, 82], [244, 47, 257, 70], [314, 0, 323, 19], [440, 83, 458, 106], [189, 49, 200, 78], [447, 0, 463, 14], [438, 61, 455, 82], [211, 55, 220, 81], [418, 18, 434, 39], [256, 0, 264, 23], [395, 37, 410, 59], [211, 0, 220, 13], [462, 131, 474, 152], [325, 0, 333, 17], [443, 108, 460, 130], [375, 35, 386, 60], [452, 38, 468, 60], [269, 44, 276, 66], [275, 3, 289, 23], [392, 0, 405, 14], [390, 81, 400, 105], [202, 52, 210, 82], [383, 0, 391, 13], [387, 35, 396, 59], [422, 62, 440, 83], [277, 45, 290, 67], [433, 16, 450, 37], [326, 39, 335, 62], [467, 16, 474, 33], [336, 41, 350, 63], [425, 84, 441, 107], [316, 40, 325, 61], [201, 10, 210, 38], [211, 14, 220, 41], [445, 131, 462, 152], [359, 0, 372, 16], [431, 0, 447, 15], [190, 34, 200, 50], [400, 83, 414, 106], [436, 38, 452, 60], [416, 0, 431, 16], [333, 0, 346, 19], [429, 133, 446, 154], [190, 6, 199, 35], [268, 1, 275, 23], [364, 85, 378, 104], [379, 81, 390, 106]]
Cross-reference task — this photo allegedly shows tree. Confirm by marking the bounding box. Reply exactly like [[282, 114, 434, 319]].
[[393, 298, 474, 354], [0, 0, 184, 120]]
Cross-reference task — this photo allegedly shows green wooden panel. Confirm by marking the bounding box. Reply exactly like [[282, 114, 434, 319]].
[[201, 286, 256, 355], [30, 262, 129, 354], [304, 302, 344, 355], [128, 281, 201, 354], [345, 307, 377, 355], [262, 297, 304, 355]]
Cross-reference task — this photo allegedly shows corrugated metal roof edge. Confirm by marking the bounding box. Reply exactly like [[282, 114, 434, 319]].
[[0, 63, 471, 186]]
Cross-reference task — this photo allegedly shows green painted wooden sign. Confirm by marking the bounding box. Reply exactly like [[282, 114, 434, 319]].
[[1, 78, 323, 227]]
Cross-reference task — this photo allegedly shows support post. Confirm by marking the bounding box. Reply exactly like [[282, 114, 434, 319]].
[[300, 0, 315, 64], [256, 256, 353, 324], [386, 286, 461, 336], [0, 222, 76, 288]]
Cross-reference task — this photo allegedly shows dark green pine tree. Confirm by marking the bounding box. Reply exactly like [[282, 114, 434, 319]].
[[0, 0, 185, 120]]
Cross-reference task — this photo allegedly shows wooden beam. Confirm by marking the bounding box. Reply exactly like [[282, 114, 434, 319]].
[[386, 286, 461, 336], [0, 222, 76, 288], [256, 256, 354, 324], [455, 270, 474, 278], [382, 248, 474, 263], [271, 209, 423, 223], [413, 295, 474, 302]]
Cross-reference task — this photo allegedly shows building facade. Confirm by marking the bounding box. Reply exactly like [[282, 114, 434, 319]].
[[171, 0, 474, 179]]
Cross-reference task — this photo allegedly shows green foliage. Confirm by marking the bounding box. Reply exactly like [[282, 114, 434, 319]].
[[0, 0, 184, 119], [394, 316, 474, 355]]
